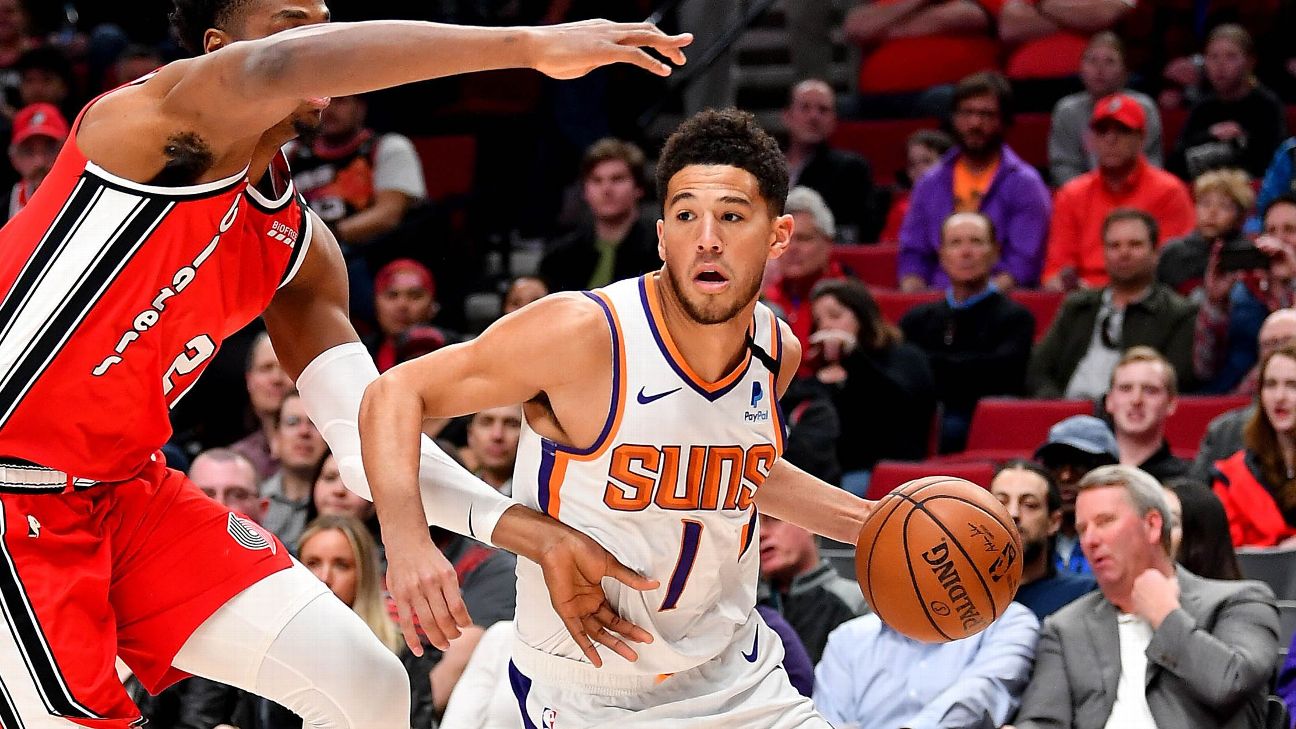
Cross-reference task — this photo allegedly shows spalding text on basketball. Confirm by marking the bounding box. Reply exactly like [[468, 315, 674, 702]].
[[603, 443, 777, 511], [922, 538, 986, 631]]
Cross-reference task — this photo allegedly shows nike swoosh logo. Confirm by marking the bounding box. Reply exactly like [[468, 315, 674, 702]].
[[637, 386, 681, 405], [467, 503, 476, 539], [741, 632, 759, 663]]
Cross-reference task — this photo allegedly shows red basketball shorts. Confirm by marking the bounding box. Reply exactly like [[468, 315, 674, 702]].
[[0, 456, 291, 728]]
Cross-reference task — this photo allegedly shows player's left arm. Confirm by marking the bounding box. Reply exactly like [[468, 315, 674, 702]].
[[264, 211, 506, 652], [753, 320, 876, 545]]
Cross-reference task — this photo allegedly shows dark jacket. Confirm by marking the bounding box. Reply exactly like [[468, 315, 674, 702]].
[[1027, 284, 1198, 398], [824, 341, 937, 471], [793, 144, 878, 243], [899, 289, 1035, 416], [539, 215, 660, 292], [1140, 440, 1192, 483], [1170, 85, 1288, 179], [759, 560, 869, 664], [1156, 230, 1212, 297], [780, 377, 842, 486]]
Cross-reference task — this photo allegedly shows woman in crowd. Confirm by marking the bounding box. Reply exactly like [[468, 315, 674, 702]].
[[299, 516, 437, 728], [806, 278, 935, 496], [1170, 24, 1287, 181], [1165, 478, 1244, 579], [1211, 345, 1296, 547], [1156, 168, 1254, 299]]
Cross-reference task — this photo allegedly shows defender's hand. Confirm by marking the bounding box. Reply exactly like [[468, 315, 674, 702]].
[[385, 535, 472, 655], [528, 20, 692, 79], [537, 530, 659, 667]]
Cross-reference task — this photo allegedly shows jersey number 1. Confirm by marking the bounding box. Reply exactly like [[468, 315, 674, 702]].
[[163, 335, 215, 395], [659, 520, 704, 612]]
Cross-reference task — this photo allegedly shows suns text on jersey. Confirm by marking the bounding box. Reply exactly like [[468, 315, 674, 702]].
[[602, 443, 776, 512]]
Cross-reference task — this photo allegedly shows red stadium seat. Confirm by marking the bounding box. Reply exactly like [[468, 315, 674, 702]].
[[962, 398, 1093, 454], [831, 244, 900, 289], [872, 290, 942, 324], [1160, 107, 1189, 161], [866, 459, 997, 500], [1003, 112, 1052, 169], [831, 118, 939, 186], [1009, 290, 1065, 342], [412, 134, 477, 202], [1165, 395, 1252, 458]]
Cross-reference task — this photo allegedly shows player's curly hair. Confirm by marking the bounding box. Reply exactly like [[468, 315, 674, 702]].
[[170, 0, 252, 54], [656, 109, 788, 216]]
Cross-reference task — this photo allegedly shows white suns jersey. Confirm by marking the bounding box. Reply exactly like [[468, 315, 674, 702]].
[[512, 274, 787, 677]]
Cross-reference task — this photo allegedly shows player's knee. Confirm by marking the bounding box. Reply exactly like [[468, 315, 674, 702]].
[[316, 621, 410, 728]]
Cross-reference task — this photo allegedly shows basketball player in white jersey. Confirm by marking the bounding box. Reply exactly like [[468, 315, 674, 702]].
[[360, 109, 875, 726]]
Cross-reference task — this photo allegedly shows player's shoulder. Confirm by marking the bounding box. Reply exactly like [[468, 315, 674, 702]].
[[491, 291, 613, 347]]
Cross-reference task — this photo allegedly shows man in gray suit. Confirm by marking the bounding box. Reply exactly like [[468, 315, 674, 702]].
[[1007, 464, 1278, 729]]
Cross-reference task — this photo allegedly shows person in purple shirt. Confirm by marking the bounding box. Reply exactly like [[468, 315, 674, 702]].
[[899, 72, 1052, 292], [756, 604, 815, 698]]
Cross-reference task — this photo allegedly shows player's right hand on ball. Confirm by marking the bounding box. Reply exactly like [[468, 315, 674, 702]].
[[529, 20, 692, 80], [538, 530, 659, 668], [385, 537, 472, 655]]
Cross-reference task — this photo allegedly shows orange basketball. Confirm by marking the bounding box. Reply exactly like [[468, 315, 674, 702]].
[[855, 476, 1023, 643]]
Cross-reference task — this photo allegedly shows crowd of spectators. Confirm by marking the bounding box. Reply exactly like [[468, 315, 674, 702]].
[[11, 0, 1296, 727]]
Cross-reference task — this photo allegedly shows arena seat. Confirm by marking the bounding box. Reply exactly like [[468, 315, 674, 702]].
[[1278, 601, 1296, 658], [1003, 112, 1051, 169], [956, 398, 1093, 458], [1009, 289, 1065, 341], [1165, 395, 1251, 458], [831, 244, 899, 289], [1160, 107, 1189, 161], [412, 134, 476, 202], [866, 459, 996, 500], [1237, 547, 1296, 601], [872, 290, 942, 324], [831, 118, 939, 185]]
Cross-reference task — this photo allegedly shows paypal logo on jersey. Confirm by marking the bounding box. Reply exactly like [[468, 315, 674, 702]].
[[745, 381, 769, 422]]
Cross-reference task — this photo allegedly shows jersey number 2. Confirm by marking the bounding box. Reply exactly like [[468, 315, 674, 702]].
[[163, 335, 215, 395], [659, 520, 704, 611]]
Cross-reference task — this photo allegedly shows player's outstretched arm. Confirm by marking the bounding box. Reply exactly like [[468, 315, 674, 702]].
[[360, 295, 659, 666], [155, 20, 689, 148], [755, 321, 877, 544]]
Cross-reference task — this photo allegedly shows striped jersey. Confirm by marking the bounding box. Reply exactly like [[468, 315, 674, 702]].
[[512, 273, 786, 676], [0, 88, 312, 484]]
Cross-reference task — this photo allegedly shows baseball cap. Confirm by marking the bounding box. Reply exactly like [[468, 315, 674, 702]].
[[1034, 415, 1120, 465], [1090, 93, 1146, 133], [12, 103, 69, 147]]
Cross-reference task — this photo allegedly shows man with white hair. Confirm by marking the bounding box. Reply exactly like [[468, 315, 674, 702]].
[[900, 211, 1035, 451], [1008, 464, 1278, 729], [782, 79, 876, 243], [763, 185, 851, 365]]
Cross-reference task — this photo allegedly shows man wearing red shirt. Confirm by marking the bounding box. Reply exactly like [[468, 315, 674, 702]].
[[1043, 93, 1195, 290]]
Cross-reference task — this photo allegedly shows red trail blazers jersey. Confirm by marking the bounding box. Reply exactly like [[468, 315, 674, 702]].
[[0, 94, 312, 484]]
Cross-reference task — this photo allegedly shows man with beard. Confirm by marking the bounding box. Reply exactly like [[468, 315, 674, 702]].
[[899, 71, 1051, 292], [0, 1, 692, 725], [6, 102, 67, 220], [1106, 347, 1192, 482], [991, 460, 1096, 619], [1028, 208, 1198, 399], [362, 109, 876, 727]]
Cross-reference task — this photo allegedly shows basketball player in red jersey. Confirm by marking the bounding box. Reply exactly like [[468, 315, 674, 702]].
[[0, 3, 690, 727]]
